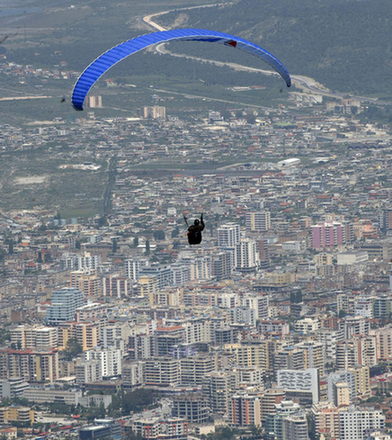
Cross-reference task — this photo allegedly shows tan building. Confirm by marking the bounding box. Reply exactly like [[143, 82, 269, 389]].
[[11, 325, 58, 349], [71, 271, 102, 297], [296, 341, 324, 374], [310, 401, 339, 440], [333, 382, 350, 407], [180, 355, 216, 386], [102, 274, 131, 298], [0, 407, 35, 425], [58, 322, 99, 351], [263, 272, 292, 285], [202, 371, 237, 414], [0, 349, 59, 382], [142, 105, 166, 119], [0, 427, 17, 438], [237, 340, 276, 373], [348, 365, 371, 398], [371, 326, 392, 361], [149, 290, 181, 307], [336, 336, 377, 369], [261, 389, 286, 421], [138, 276, 159, 296]]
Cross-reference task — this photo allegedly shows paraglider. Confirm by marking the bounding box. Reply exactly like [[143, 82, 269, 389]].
[[72, 29, 291, 111], [184, 213, 205, 246]]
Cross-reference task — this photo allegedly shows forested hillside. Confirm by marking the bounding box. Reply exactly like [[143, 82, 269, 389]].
[[158, 0, 392, 96]]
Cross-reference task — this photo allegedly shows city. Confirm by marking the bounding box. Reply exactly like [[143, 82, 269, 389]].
[[1, 0, 392, 439]]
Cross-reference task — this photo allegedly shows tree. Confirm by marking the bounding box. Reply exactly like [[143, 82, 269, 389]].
[[290, 290, 302, 303], [171, 227, 179, 238], [339, 309, 347, 318], [8, 240, 13, 255], [122, 389, 156, 415], [153, 230, 165, 241], [112, 238, 118, 253], [98, 216, 108, 228], [133, 237, 139, 247], [249, 424, 262, 438], [124, 431, 143, 440], [145, 240, 150, 255], [63, 337, 83, 360]]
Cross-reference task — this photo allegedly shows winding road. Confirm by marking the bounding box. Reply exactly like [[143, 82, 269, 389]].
[[143, 3, 377, 103]]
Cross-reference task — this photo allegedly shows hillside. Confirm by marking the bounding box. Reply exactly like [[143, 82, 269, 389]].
[[157, 0, 392, 97]]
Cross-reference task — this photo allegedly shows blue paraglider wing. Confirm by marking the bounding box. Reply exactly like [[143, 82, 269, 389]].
[[72, 29, 291, 111]]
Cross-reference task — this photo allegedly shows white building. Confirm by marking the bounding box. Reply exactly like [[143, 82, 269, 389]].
[[217, 223, 240, 247], [337, 250, 368, 265], [327, 371, 356, 404], [242, 295, 269, 320], [282, 240, 307, 252], [85, 347, 122, 378], [355, 297, 374, 319], [277, 368, 319, 403], [294, 318, 320, 334], [122, 361, 144, 388], [339, 316, 369, 339], [338, 406, 385, 440], [317, 328, 344, 362], [171, 263, 191, 286], [235, 238, 258, 271], [230, 307, 256, 327], [75, 359, 102, 384], [125, 258, 149, 282]]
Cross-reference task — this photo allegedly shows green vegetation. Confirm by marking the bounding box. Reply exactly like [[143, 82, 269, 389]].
[[158, 0, 392, 96], [290, 290, 303, 304], [62, 337, 83, 360], [0, 328, 10, 346], [108, 389, 157, 416], [0, 148, 106, 215]]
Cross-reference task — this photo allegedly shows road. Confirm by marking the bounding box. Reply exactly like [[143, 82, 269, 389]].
[[143, 3, 377, 103], [152, 86, 273, 109], [143, 2, 234, 32], [0, 95, 52, 102]]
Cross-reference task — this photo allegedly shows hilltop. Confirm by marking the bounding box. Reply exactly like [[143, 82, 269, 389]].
[[157, 0, 392, 97]]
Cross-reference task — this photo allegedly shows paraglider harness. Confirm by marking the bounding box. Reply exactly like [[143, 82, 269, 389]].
[[184, 214, 204, 245]]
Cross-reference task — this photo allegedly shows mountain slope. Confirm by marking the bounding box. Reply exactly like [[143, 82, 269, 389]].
[[157, 0, 392, 96]]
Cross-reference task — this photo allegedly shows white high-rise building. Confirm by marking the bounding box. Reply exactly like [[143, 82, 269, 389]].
[[217, 223, 241, 247], [85, 347, 122, 378], [277, 368, 320, 403], [125, 258, 149, 282], [339, 315, 370, 339], [242, 295, 269, 320], [171, 263, 191, 286], [46, 287, 84, 325], [77, 253, 101, 270], [338, 406, 385, 440], [189, 255, 212, 281], [282, 412, 309, 440], [235, 238, 258, 271]]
